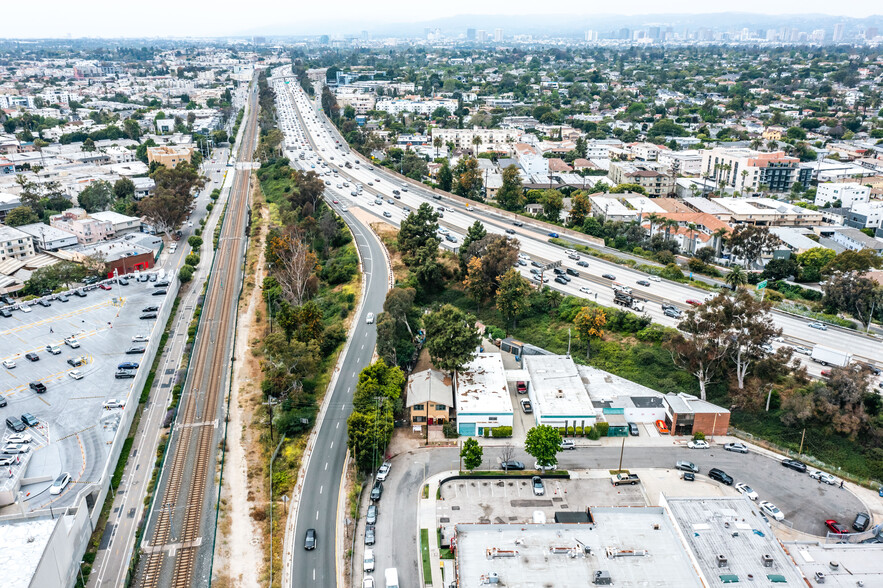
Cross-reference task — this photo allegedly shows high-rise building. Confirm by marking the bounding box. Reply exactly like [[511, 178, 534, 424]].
[[811, 29, 825, 43], [477, 29, 487, 42], [619, 27, 630, 40], [584, 29, 597, 42], [494, 28, 503, 42], [833, 23, 845, 42], [466, 28, 476, 41], [648, 26, 660, 40], [866, 27, 879, 40]]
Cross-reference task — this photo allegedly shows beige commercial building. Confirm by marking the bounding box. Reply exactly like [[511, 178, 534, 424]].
[[609, 161, 676, 196]]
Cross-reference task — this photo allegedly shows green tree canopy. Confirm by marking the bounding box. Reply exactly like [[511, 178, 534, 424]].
[[424, 304, 481, 378], [524, 425, 562, 468]]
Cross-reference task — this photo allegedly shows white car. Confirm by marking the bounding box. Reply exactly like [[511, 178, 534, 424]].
[[365, 312, 374, 324], [132, 334, 150, 342], [579, 286, 592, 294], [6, 433, 32, 444], [3, 443, 30, 454], [363, 548, 375, 572], [687, 440, 710, 449], [362, 577, 375, 588], [2, 359, 15, 369], [760, 501, 784, 521], [68, 370, 84, 380], [49, 472, 71, 495], [734, 483, 758, 500], [103, 399, 125, 410], [64, 337, 80, 348], [534, 461, 557, 472], [564, 249, 577, 256], [649, 276, 661, 282], [20, 305, 31, 313], [376, 461, 391, 481], [810, 470, 837, 485]]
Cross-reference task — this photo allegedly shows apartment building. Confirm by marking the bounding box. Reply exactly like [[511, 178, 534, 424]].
[[657, 150, 702, 176], [431, 127, 520, 152], [710, 198, 824, 227], [16, 223, 79, 251], [513, 143, 549, 176], [334, 91, 376, 115], [0, 225, 35, 261], [50, 210, 114, 244], [374, 98, 457, 116], [700, 148, 812, 193], [814, 182, 871, 207], [609, 161, 675, 196], [146, 145, 193, 168]]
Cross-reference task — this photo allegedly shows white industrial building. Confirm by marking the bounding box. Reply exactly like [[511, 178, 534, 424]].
[[815, 182, 871, 207], [522, 355, 596, 429], [455, 353, 513, 436]]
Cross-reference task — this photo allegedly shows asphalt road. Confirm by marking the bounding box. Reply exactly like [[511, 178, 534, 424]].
[[278, 75, 392, 588], [365, 443, 867, 587]]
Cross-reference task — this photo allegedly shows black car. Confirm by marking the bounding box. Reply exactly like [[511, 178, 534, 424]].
[[683, 472, 695, 482], [566, 268, 579, 277], [853, 512, 870, 532], [73, 290, 87, 297], [155, 281, 169, 288], [140, 313, 158, 320], [366, 504, 378, 525], [0, 395, 6, 407], [67, 358, 83, 367], [142, 306, 159, 313], [152, 290, 167, 296], [29, 382, 47, 393], [577, 260, 589, 267], [531, 261, 543, 268], [370, 480, 383, 501], [0, 295, 12, 305], [115, 370, 136, 379], [636, 280, 651, 287], [505, 228, 516, 234], [83, 276, 99, 285], [501, 460, 525, 471], [37, 299, 51, 307], [304, 528, 317, 550], [118, 362, 139, 370], [118, 278, 129, 286], [513, 221, 523, 227], [708, 468, 733, 485], [25, 353, 39, 362], [0, 308, 11, 318], [602, 273, 616, 280], [57, 294, 69, 302], [554, 276, 569, 285], [781, 459, 807, 473], [364, 526, 376, 545], [553, 268, 565, 275]]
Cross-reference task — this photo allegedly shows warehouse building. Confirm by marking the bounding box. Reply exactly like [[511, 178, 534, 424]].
[[455, 353, 513, 436], [522, 355, 596, 429]]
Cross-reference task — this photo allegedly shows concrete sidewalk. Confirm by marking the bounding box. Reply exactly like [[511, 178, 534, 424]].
[[417, 471, 457, 588]]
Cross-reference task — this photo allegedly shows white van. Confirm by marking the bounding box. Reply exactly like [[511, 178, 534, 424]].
[[385, 568, 399, 588], [363, 548, 375, 572]]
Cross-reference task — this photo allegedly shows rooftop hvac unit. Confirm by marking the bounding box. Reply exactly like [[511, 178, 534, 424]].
[[761, 554, 774, 567], [480, 572, 500, 585], [717, 554, 728, 568], [593, 570, 612, 585]]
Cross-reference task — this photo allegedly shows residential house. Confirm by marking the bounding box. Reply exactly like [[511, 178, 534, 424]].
[[405, 369, 453, 427], [0, 225, 35, 262]]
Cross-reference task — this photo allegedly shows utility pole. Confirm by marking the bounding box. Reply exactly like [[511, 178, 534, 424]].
[[765, 384, 774, 412], [798, 428, 806, 456], [617, 435, 626, 472]]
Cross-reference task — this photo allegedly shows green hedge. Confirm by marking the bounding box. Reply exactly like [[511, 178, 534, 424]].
[[491, 426, 512, 438]]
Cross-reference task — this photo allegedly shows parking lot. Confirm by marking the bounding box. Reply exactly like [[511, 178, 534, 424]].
[[0, 273, 172, 511]]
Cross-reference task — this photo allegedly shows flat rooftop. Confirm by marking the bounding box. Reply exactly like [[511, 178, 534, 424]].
[[455, 353, 512, 415], [0, 517, 57, 588], [455, 509, 703, 588], [523, 355, 594, 418], [788, 541, 883, 587], [664, 496, 806, 587]]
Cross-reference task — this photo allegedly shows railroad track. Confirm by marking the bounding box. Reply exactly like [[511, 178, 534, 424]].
[[137, 81, 259, 588]]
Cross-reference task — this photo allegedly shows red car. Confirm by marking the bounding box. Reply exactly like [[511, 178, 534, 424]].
[[655, 420, 670, 435], [686, 299, 702, 306], [99, 283, 112, 291], [516, 381, 527, 394], [825, 519, 849, 535], [821, 370, 831, 378]]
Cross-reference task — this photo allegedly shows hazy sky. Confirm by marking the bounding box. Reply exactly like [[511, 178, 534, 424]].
[[1, 1, 880, 38]]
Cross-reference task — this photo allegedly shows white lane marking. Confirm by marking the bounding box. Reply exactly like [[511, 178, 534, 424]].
[[316, 510, 319, 520], [320, 485, 324, 494], [330, 441, 334, 448]]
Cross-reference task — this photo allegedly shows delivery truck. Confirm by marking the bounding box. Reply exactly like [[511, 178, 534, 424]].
[[810, 345, 851, 367]]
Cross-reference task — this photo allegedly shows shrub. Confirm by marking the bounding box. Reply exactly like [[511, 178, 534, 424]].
[[188, 235, 203, 249], [442, 421, 458, 438], [595, 422, 610, 437], [483, 428, 490, 437], [185, 253, 200, 267], [491, 426, 512, 438], [655, 250, 676, 265], [210, 189, 221, 200], [765, 289, 784, 302], [586, 426, 601, 440], [485, 325, 506, 342], [178, 265, 194, 283], [693, 431, 706, 441], [206, 202, 214, 211], [659, 263, 685, 281]]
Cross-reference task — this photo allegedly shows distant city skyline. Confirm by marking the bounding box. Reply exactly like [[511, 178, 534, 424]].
[[1, 3, 881, 39]]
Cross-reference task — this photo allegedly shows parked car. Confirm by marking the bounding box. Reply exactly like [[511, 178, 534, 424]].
[[68, 370, 83, 380], [132, 334, 150, 343], [501, 460, 525, 471], [853, 512, 871, 532], [142, 306, 159, 313], [5, 433, 31, 444], [760, 501, 784, 521], [103, 399, 125, 410], [363, 548, 375, 572], [781, 459, 807, 473], [49, 473, 71, 495], [655, 420, 670, 434], [67, 358, 84, 367], [99, 283, 113, 291], [516, 381, 527, 394], [675, 461, 699, 473], [520, 399, 533, 413], [376, 461, 391, 482], [29, 382, 47, 393], [825, 519, 850, 535], [723, 442, 748, 454], [370, 480, 383, 501], [628, 422, 640, 436], [735, 483, 758, 500], [708, 468, 733, 485], [126, 346, 146, 354], [531, 476, 545, 496], [140, 313, 158, 320], [64, 337, 80, 348], [0, 394, 6, 407], [687, 440, 710, 449], [810, 470, 837, 485], [682, 472, 695, 481], [3, 443, 30, 454], [45, 345, 62, 355], [152, 290, 167, 296], [118, 362, 139, 370], [560, 439, 575, 450], [2, 359, 15, 369], [535, 461, 557, 472], [115, 370, 136, 379], [366, 504, 377, 525]]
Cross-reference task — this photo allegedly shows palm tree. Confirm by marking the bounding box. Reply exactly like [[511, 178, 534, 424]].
[[663, 218, 679, 243], [725, 264, 748, 290], [646, 212, 661, 239], [687, 223, 698, 255], [433, 136, 442, 158], [472, 134, 482, 155], [740, 169, 749, 193], [750, 138, 763, 151]]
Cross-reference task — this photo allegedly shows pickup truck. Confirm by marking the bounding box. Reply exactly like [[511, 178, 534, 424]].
[[610, 473, 640, 486]]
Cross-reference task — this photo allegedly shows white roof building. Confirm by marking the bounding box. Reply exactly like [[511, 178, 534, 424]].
[[522, 355, 596, 428], [455, 353, 513, 436]]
